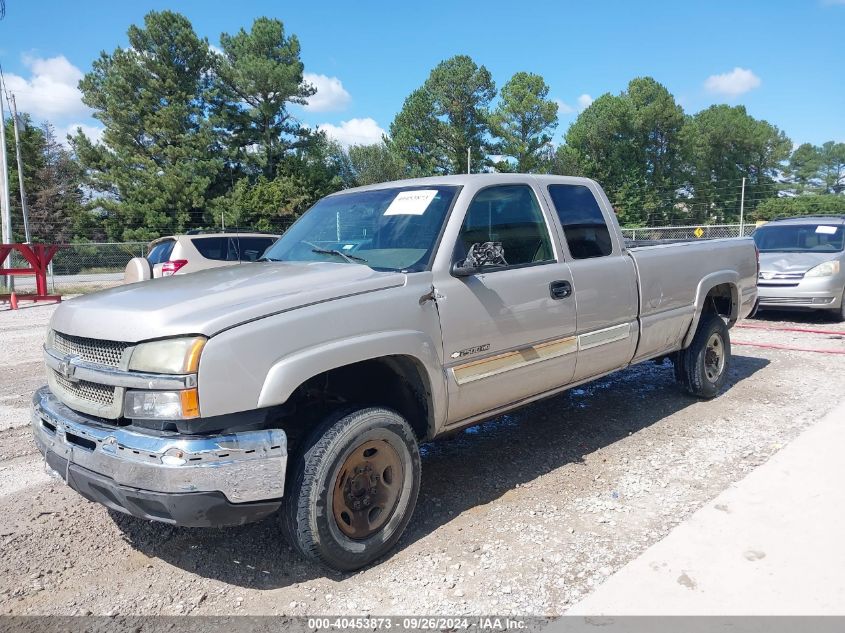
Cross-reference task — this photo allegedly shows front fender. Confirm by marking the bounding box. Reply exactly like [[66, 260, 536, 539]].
[[256, 330, 447, 434], [682, 271, 740, 348]]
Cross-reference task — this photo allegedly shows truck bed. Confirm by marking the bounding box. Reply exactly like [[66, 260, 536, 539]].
[[626, 237, 759, 364], [625, 238, 700, 248]]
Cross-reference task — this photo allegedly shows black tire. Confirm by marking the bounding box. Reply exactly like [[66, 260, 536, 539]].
[[675, 312, 731, 399], [672, 350, 686, 384], [830, 289, 845, 323], [281, 407, 421, 572]]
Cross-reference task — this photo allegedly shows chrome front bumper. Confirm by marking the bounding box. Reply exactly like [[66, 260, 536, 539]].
[[31, 386, 287, 507]]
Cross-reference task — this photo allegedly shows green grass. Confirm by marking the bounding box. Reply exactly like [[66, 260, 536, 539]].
[[78, 266, 125, 274], [1, 283, 119, 296]]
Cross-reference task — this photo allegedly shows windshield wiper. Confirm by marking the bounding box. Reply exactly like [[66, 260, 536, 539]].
[[311, 248, 368, 264], [258, 256, 282, 262]]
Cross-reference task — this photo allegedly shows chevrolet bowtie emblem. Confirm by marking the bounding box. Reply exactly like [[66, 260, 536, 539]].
[[58, 355, 79, 381]]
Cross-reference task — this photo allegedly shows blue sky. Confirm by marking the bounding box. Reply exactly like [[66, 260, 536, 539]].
[[1, 0, 843, 148]]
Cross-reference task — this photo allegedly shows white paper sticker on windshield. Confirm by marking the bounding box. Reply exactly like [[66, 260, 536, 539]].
[[384, 190, 438, 216], [816, 225, 837, 234]]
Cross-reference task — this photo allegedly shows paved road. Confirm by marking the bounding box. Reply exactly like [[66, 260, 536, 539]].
[[567, 399, 845, 616]]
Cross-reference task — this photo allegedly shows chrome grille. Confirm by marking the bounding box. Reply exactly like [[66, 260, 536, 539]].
[[51, 370, 116, 406], [52, 331, 129, 368]]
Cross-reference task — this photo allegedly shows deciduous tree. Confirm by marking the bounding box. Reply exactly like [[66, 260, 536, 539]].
[[682, 105, 790, 222], [554, 78, 686, 225], [348, 143, 407, 185], [30, 124, 84, 243]]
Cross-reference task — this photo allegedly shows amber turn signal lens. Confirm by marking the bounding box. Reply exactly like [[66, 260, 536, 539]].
[[179, 388, 200, 418]]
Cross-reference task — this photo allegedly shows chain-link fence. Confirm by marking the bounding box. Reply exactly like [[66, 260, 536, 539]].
[[2, 223, 760, 295], [619, 223, 756, 241], [3, 242, 147, 294]]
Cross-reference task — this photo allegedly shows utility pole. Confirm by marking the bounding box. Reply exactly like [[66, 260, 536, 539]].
[[11, 95, 30, 243], [739, 177, 746, 237], [467, 147, 471, 175], [0, 87, 12, 289]]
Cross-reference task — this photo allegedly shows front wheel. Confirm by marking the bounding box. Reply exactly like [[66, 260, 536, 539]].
[[830, 288, 845, 323], [675, 312, 731, 399], [281, 407, 421, 572]]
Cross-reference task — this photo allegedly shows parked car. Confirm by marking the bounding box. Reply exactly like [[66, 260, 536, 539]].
[[752, 215, 845, 321], [123, 232, 279, 282], [33, 174, 757, 572]]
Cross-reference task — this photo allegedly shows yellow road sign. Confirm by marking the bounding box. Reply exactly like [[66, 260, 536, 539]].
[[694, 227, 704, 238]]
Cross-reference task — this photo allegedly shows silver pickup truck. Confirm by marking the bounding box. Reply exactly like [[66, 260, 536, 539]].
[[32, 174, 758, 571]]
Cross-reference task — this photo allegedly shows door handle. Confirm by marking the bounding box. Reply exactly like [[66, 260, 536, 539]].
[[549, 280, 572, 300]]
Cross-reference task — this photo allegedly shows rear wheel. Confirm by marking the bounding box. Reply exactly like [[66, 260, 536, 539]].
[[675, 312, 731, 399], [281, 407, 421, 572]]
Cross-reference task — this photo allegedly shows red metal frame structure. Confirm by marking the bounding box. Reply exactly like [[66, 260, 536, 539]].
[[0, 243, 63, 309]]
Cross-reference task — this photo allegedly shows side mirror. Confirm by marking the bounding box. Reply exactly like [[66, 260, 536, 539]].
[[450, 261, 478, 277]]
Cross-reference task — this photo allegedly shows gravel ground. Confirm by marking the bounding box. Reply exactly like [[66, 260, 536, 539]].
[[1, 301, 844, 617]]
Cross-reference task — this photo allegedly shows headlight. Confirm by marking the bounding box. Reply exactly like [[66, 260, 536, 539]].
[[805, 260, 840, 278], [124, 389, 200, 419], [129, 336, 206, 374]]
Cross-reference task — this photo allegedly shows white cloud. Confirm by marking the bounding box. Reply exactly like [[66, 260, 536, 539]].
[[209, 44, 224, 57], [704, 67, 761, 97], [302, 73, 351, 112], [4, 55, 90, 121], [553, 95, 592, 115], [63, 122, 104, 146], [554, 98, 575, 115], [317, 118, 385, 147], [577, 94, 594, 111]]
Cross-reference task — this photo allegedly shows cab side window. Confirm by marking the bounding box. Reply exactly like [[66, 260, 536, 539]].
[[455, 185, 553, 268], [547, 184, 613, 259]]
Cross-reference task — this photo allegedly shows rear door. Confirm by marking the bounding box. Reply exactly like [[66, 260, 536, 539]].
[[435, 183, 578, 424], [540, 180, 639, 382]]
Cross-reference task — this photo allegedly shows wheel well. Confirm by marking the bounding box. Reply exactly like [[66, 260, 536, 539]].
[[703, 283, 736, 320], [274, 356, 433, 450]]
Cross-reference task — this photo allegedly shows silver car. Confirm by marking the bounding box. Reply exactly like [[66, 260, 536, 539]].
[[753, 215, 845, 321], [123, 232, 278, 283]]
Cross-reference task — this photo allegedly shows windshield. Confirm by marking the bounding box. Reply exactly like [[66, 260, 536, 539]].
[[262, 185, 459, 272], [753, 223, 845, 253]]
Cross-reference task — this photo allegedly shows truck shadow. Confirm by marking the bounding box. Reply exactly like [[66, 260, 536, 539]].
[[111, 354, 769, 589]]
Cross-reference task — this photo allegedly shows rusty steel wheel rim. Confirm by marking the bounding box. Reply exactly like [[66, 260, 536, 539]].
[[704, 332, 725, 382], [332, 439, 404, 540]]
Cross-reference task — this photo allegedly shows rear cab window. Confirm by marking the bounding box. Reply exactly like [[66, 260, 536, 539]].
[[547, 184, 614, 259]]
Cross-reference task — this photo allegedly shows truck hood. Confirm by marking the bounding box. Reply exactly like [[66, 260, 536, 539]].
[[51, 262, 406, 342], [758, 251, 840, 274]]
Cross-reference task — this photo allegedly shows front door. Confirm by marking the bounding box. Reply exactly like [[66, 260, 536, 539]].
[[434, 184, 578, 424]]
